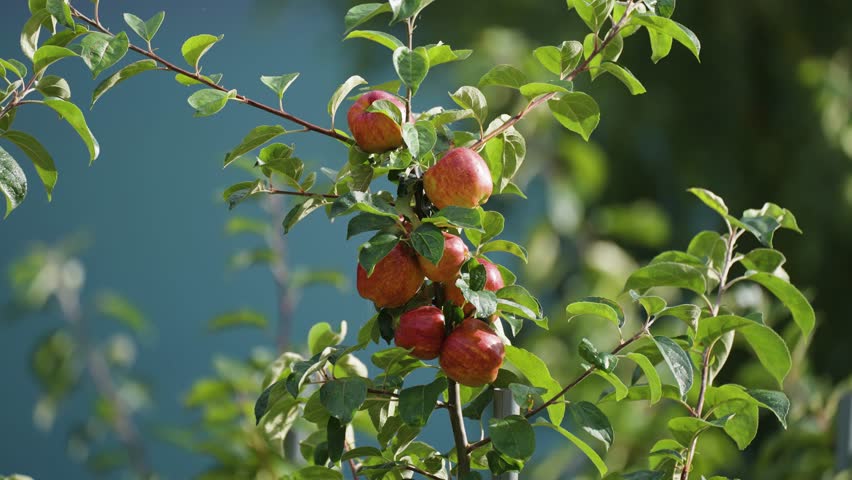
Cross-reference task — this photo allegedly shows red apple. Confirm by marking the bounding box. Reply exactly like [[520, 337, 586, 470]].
[[394, 306, 446, 360], [439, 318, 505, 387], [423, 148, 493, 209], [357, 243, 425, 308], [417, 232, 469, 283], [444, 258, 505, 321], [347, 90, 405, 153]]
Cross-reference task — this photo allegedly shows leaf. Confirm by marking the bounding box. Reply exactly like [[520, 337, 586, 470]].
[[687, 230, 726, 270], [21, 10, 51, 60], [478, 64, 528, 90], [319, 377, 368, 424], [43, 98, 100, 162], [123, 11, 165, 42], [489, 415, 535, 461], [533, 420, 608, 476], [32, 45, 77, 74], [330, 191, 397, 219], [574, 0, 615, 33], [347, 213, 397, 239], [504, 345, 564, 424], [410, 223, 444, 266], [533, 40, 583, 76], [647, 28, 674, 63], [566, 297, 624, 329], [519, 80, 574, 99], [399, 377, 447, 427], [174, 72, 222, 86], [401, 120, 437, 158], [75, 32, 129, 78], [260, 73, 299, 100], [623, 261, 707, 295], [740, 320, 792, 386], [426, 44, 472, 66], [181, 33, 222, 70], [625, 352, 662, 404], [0, 146, 26, 218], [344, 3, 392, 34], [450, 86, 488, 127], [746, 272, 815, 337], [388, 0, 423, 22], [653, 336, 693, 398], [497, 286, 546, 328], [704, 385, 758, 450], [46, 0, 73, 27], [2, 130, 56, 200], [548, 92, 601, 141], [283, 196, 326, 233], [223, 180, 266, 210], [630, 14, 701, 60], [292, 466, 343, 480], [359, 233, 400, 276], [566, 401, 613, 449], [687, 187, 745, 228], [393, 46, 429, 94], [594, 62, 646, 94], [308, 321, 346, 356], [328, 75, 367, 128], [344, 30, 404, 51], [425, 206, 483, 230], [223, 125, 288, 166], [187, 88, 236, 117], [748, 389, 790, 429], [208, 309, 267, 331], [579, 338, 618, 373], [668, 415, 730, 445], [629, 291, 667, 317], [92, 60, 158, 105], [480, 240, 528, 262]]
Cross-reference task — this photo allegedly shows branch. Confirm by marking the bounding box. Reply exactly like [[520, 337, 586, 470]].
[[469, 0, 639, 151], [68, 6, 353, 145], [447, 380, 471, 476], [267, 188, 340, 199], [404, 465, 444, 480]]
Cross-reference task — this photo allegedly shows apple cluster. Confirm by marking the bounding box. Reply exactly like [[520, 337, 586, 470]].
[[349, 90, 505, 387]]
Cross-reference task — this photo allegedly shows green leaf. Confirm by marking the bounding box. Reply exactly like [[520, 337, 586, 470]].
[[594, 62, 646, 94], [320, 377, 368, 424], [740, 319, 792, 386], [704, 385, 758, 450], [625, 352, 662, 404], [450, 86, 488, 127], [746, 272, 814, 337], [629, 291, 667, 317], [208, 309, 267, 331], [344, 3, 392, 34], [647, 28, 674, 63], [653, 336, 693, 398], [623, 261, 707, 295], [579, 338, 618, 373], [519, 80, 574, 99], [292, 466, 343, 480], [331, 191, 398, 219], [566, 401, 613, 449], [388, 0, 424, 22], [687, 230, 726, 270], [657, 0, 676, 17], [630, 14, 701, 60], [490, 415, 535, 461], [359, 233, 400, 276], [43, 97, 99, 162], [260, 73, 299, 100], [399, 377, 447, 427], [181, 33, 222, 70], [223, 125, 288, 167], [426, 43, 472, 67], [187, 88, 236, 117], [0, 59, 26, 79], [46, 0, 73, 27], [174, 72, 222, 86], [92, 60, 158, 106], [410, 223, 444, 266], [480, 240, 528, 262], [687, 188, 747, 229], [223, 180, 266, 210], [668, 415, 730, 445], [425, 206, 483, 230], [533, 40, 583, 76], [393, 47, 429, 94], [21, 10, 51, 61], [402, 120, 437, 158], [533, 419, 608, 476], [32, 45, 77, 74], [548, 92, 601, 141], [504, 345, 564, 425], [283, 196, 326, 233], [497, 286, 546, 328], [0, 146, 26, 218], [123, 11, 165, 42], [328, 75, 367, 128], [308, 321, 346, 356], [478, 64, 528, 90], [657, 304, 702, 327], [344, 30, 404, 51], [574, 0, 615, 33], [566, 297, 624, 329], [748, 389, 790, 429], [76, 32, 129, 78], [465, 211, 502, 246], [2, 130, 56, 200], [347, 213, 398, 239]]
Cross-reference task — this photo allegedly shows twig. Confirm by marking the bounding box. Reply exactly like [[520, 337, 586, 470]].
[[404, 465, 444, 480], [68, 5, 352, 145], [266, 188, 340, 199], [447, 380, 471, 476]]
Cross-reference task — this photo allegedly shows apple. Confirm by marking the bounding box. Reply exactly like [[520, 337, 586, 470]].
[[444, 257, 505, 320], [347, 90, 406, 153], [357, 243, 425, 308], [423, 148, 493, 209], [394, 306, 446, 360], [417, 232, 469, 283], [439, 318, 505, 387]]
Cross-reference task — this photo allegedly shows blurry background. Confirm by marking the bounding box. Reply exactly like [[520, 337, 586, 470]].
[[1, 0, 851, 479]]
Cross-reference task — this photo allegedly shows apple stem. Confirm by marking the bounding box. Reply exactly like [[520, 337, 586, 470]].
[[447, 379, 471, 477]]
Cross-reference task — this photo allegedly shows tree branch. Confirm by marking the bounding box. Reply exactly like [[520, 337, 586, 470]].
[[267, 188, 340, 199], [447, 380, 471, 477], [68, 5, 353, 145]]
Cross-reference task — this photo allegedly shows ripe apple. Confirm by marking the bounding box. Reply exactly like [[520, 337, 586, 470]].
[[439, 318, 505, 387], [347, 90, 406, 153], [444, 257, 505, 320], [417, 232, 469, 283], [357, 243, 425, 308], [423, 148, 493, 209], [394, 306, 446, 360]]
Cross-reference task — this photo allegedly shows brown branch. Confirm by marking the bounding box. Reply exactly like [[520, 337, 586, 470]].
[[470, 0, 639, 151], [68, 6, 353, 145], [404, 465, 444, 480], [267, 188, 340, 199], [447, 380, 471, 477]]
